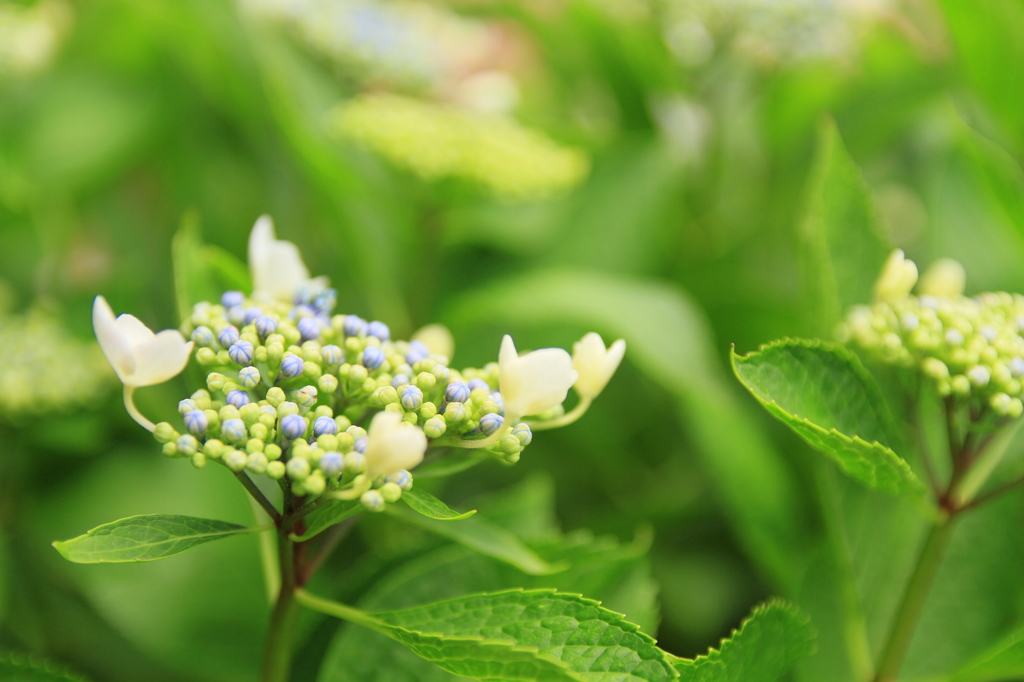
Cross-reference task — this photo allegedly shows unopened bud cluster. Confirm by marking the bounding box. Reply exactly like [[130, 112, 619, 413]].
[[838, 251, 1024, 419], [157, 288, 531, 512]]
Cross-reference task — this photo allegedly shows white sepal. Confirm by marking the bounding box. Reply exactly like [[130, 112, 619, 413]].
[[93, 296, 192, 388], [572, 332, 626, 400], [364, 411, 427, 478], [498, 335, 577, 422]]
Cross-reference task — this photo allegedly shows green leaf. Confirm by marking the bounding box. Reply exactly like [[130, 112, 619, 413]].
[[732, 339, 925, 498], [203, 244, 251, 293], [303, 589, 677, 682], [674, 601, 816, 682], [945, 622, 1024, 682], [386, 505, 565, 576], [52, 514, 263, 563], [800, 118, 891, 333], [401, 488, 476, 521], [172, 212, 217, 324], [0, 653, 89, 681], [291, 499, 362, 542]]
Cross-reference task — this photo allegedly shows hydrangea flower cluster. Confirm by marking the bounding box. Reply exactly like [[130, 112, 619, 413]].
[[93, 216, 625, 515], [837, 250, 1024, 419]]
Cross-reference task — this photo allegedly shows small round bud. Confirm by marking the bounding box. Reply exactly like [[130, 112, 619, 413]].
[[445, 382, 470, 404], [432, 365, 451, 383], [247, 452, 269, 474], [219, 405, 241, 422], [317, 434, 339, 451], [226, 390, 251, 409], [162, 442, 178, 457], [202, 439, 225, 459], [414, 372, 436, 392], [280, 354, 305, 378], [319, 374, 339, 395], [195, 347, 218, 366], [376, 385, 399, 405], [405, 340, 429, 365], [192, 326, 214, 346], [286, 457, 311, 480], [249, 422, 269, 440], [280, 413, 308, 440], [244, 306, 263, 325], [266, 460, 286, 479], [361, 489, 386, 512], [362, 346, 385, 370], [479, 413, 504, 436], [353, 436, 368, 453], [348, 365, 369, 385], [227, 306, 245, 326], [155, 421, 180, 443], [246, 438, 265, 454], [512, 423, 532, 446], [922, 358, 950, 381], [228, 340, 255, 365], [945, 328, 965, 346], [343, 315, 365, 336], [304, 473, 326, 496], [294, 385, 318, 408], [191, 452, 207, 469], [238, 366, 261, 389], [221, 418, 247, 443], [335, 432, 354, 452], [314, 415, 338, 437], [178, 399, 199, 416], [951, 375, 971, 396], [266, 387, 286, 407], [217, 325, 240, 347], [444, 402, 468, 423], [319, 452, 344, 476], [423, 416, 447, 438], [400, 385, 424, 410], [321, 344, 343, 365], [184, 409, 209, 436], [297, 317, 320, 342], [391, 374, 410, 389], [366, 321, 390, 341], [1010, 357, 1024, 378], [206, 372, 228, 392], [968, 365, 991, 387], [380, 482, 402, 503], [420, 402, 438, 420], [467, 378, 489, 392], [265, 443, 282, 460], [991, 392, 1014, 416], [255, 316, 278, 338], [345, 451, 366, 474], [499, 434, 522, 454], [176, 435, 199, 456], [221, 291, 244, 308], [224, 448, 248, 472], [386, 470, 413, 491]]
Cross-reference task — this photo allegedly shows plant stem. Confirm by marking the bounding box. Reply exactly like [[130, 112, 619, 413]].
[[261, 525, 297, 682], [872, 517, 957, 682], [236, 472, 281, 523]]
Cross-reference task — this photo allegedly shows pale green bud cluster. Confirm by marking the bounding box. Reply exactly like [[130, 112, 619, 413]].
[[331, 94, 590, 201], [160, 289, 539, 512], [838, 291, 1024, 418], [0, 307, 111, 419]]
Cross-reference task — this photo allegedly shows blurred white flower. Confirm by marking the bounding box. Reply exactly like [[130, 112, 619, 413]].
[[498, 335, 577, 422], [92, 296, 192, 388], [411, 323, 455, 362], [364, 411, 427, 478], [874, 249, 918, 303], [572, 333, 626, 400], [919, 258, 966, 298], [248, 215, 326, 301]]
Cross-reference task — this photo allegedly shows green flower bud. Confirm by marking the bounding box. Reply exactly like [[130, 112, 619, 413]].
[[196, 347, 218, 366], [334, 415, 352, 432], [991, 392, 1014, 416], [266, 387, 286, 407], [444, 402, 468, 423], [176, 435, 199, 456], [348, 365, 368, 384], [951, 375, 971, 397], [246, 438, 265, 454], [219, 405, 241, 422], [314, 405, 334, 419], [259, 414, 277, 430], [317, 434, 339, 451], [380, 482, 402, 503], [154, 422, 179, 444], [402, 411, 418, 424], [203, 408, 220, 428], [265, 443, 282, 461], [162, 442, 178, 457], [423, 416, 446, 438], [361, 489, 385, 512], [215, 349, 232, 365], [249, 422, 269, 441], [191, 452, 207, 469], [247, 452, 269, 474], [267, 343, 284, 364], [319, 374, 339, 395], [224, 449, 248, 472], [360, 378, 377, 395], [254, 345, 269, 363], [203, 439, 225, 459], [922, 358, 949, 381], [414, 371, 436, 392], [419, 402, 438, 420], [191, 389, 213, 410], [286, 457, 311, 480], [335, 432, 355, 452], [304, 473, 326, 496], [266, 460, 286, 480], [278, 401, 300, 417], [240, 402, 260, 426]]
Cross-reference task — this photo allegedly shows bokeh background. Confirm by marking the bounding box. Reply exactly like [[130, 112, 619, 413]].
[[3, 0, 1024, 680]]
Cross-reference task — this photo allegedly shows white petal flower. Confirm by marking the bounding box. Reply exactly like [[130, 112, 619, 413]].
[[918, 258, 966, 298], [92, 296, 193, 388], [364, 411, 427, 478], [248, 215, 327, 301], [874, 249, 918, 303], [572, 333, 626, 400], [498, 335, 578, 422]]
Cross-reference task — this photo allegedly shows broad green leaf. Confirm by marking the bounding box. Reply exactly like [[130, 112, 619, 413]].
[[0, 654, 89, 682], [53, 514, 263, 563], [947, 621, 1024, 682], [443, 269, 809, 590], [732, 339, 925, 498], [303, 589, 677, 682], [386, 505, 564, 576], [291, 499, 362, 542], [412, 450, 493, 479], [800, 118, 890, 333], [674, 601, 816, 682], [401, 488, 476, 521]]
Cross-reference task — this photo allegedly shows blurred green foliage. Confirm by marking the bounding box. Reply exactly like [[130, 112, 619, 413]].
[[5, 0, 1024, 680]]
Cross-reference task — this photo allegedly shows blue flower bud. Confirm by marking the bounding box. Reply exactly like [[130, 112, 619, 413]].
[[255, 316, 278, 337], [353, 436, 368, 453], [221, 418, 247, 443], [280, 413, 308, 440], [363, 346, 385, 370], [367, 321, 390, 341], [361, 489, 385, 512], [226, 390, 251, 409], [191, 326, 214, 346], [468, 378, 489, 392], [400, 385, 424, 410], [319, 451, 344, 476], [184, 410, 209, 436], [321, 344, 343, 365], [286, 457, 311, 480], [280, 354, 305, 378], [512, 423, 532, 446], [445, 382, 470, 404], [221, 291, 245, 308], [491, 392, 505, 415], [297, 317, 320, 342], [314, 415, 338, 437], [406, 340, 429, 365], [343, 315, 365, 336], [391, 374, 410, 388], [218, 325, 240, 347], [314, 288, 336, 313], [237, 366, 261, 389], [228, 340, 255, 365], [386, 470, 413, 491], [479, 413, 504, 436], [178, 399, 199, 416], [176, 435, 199, 456], [244, 307, 263, 324]]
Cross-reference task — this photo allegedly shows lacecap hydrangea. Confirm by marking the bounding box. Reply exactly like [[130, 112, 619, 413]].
[[837, 249, 1024, 419], [93, 216, 625, 514]]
